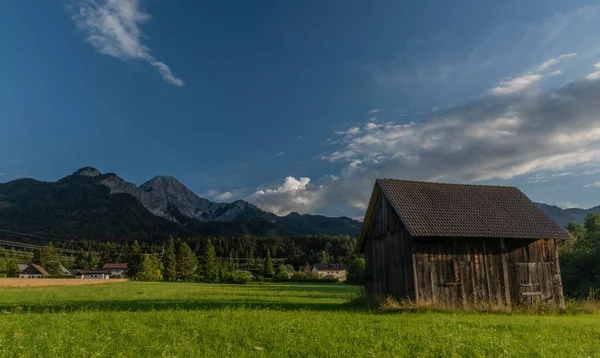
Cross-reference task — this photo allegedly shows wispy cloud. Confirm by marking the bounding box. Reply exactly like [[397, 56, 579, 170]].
[[584, 181, 600, 188], [276, 152, 285, 156], [215, 192, 233, 201], [583, 168, 600, 175], [585, 62, 600, 80], [71, 0, 184, 87], [368, 108, 381, 114], [492, 53, 576, 95], [537, 53, 577, 71], [525, 172, 573, 184]]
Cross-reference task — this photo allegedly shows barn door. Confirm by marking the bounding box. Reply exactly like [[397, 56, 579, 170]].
[[517, 263, 542, 304]]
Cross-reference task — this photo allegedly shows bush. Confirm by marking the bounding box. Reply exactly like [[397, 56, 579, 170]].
[[220, 271, 251, 284], [288, 272, 337, 283]]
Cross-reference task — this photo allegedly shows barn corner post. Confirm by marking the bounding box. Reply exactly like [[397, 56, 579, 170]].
[[499, 238, 511, 306], [553, 240, 566, 309]]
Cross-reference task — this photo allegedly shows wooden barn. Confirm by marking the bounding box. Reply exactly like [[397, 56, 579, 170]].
[[356, 179, 569, 307]]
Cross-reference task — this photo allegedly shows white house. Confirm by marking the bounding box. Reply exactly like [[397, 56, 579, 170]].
[[103, 263, 128, 277], [311, 263, 348, 282], [19, 264, 50, 279], [76, 269, 110, 279]]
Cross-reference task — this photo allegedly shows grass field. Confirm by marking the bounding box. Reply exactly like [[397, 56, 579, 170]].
[[1, 282, 599, 357], [0, 278, 128, 288]]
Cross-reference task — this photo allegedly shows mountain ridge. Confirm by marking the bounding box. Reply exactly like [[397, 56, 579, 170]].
[[534, 202, 600, 228], [0, 167, 360, 241]]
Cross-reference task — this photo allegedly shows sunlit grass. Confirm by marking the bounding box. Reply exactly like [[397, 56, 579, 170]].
[[0, 282, 599, 357]]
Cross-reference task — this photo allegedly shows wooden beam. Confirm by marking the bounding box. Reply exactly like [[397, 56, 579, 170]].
[[411, 235, 419, 303], [500, 238, 511, 306]]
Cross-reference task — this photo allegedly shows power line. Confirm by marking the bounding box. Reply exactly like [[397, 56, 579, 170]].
[[0, 239, 100, 255]]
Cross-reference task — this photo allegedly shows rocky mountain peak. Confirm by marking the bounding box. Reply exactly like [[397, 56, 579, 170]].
[[74, 167, 101, 177]]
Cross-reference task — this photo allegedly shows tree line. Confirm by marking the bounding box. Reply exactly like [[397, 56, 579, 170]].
[[561, 213, 600, 297], [0, 234, 365, 283]]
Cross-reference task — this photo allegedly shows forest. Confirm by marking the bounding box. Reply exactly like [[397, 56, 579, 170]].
[[2, 213, 600, 296]]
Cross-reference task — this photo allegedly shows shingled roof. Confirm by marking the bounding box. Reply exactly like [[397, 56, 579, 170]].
[[357, 179, 570, 248]]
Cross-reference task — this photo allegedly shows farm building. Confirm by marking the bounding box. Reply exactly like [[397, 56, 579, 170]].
[[76, 269, 110, 279], [356, 179, 569, 307], [19, 264, 50, 279], [312, 263, 348, 282], [103, 263, 128, 277]]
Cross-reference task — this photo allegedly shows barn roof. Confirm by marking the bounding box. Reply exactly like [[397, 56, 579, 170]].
[[76, 270, 110, 274], [313, 263, 347, 271], [21, 264, 50, 276], [357, 179, 569, 251], [103, 263, 128, 269]]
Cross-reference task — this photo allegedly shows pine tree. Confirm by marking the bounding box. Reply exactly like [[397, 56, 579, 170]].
[[276, 264, 286, 278], [31, 249, 42, 265], [75, 250, 89, 269], [6, 259, 20, 278], [176, 241, 197, 278], [126, 240, 143, 278], [162, 236, 177, 281], [99, 242, 119, 266], [200, 239, 218, 282], [263, 249, 274, 277], [41, 243, 56, 267]]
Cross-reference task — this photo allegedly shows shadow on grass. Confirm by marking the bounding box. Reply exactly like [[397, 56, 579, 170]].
[[0, 299, 373, 314]]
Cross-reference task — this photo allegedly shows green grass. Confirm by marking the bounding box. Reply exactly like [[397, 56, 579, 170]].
[[1, 282, 599, 357]]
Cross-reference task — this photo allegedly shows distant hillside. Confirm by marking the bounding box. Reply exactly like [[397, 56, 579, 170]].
[[0, 167, 360, 241], [535, 203, 600, 228]]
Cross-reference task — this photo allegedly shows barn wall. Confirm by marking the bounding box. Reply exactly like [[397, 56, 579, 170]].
[[364, 191, 415, 299], [504, 239, 564, 306], [412, 237, 564, 306]]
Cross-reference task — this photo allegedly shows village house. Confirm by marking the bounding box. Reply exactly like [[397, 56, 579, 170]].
[[19, 264, 50, 278], [76, 269, 110, 279], [356, 179, 569, 307], [17, 263, 28, 272], [311, 263, 348, 281], [103, 263, 128, 277]]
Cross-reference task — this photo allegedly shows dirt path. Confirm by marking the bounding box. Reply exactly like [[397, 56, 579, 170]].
[[0, 278, 128, 288]]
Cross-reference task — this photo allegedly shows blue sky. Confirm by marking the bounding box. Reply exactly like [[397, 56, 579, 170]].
[[2, 0, 600, 219]]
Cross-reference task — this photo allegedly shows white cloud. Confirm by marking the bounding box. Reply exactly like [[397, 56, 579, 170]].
[[346, 127, 360, 135], [368, 109, 381, 114], [537, 53, 577, 71], [71, 0, 184, 86], [364, 123, 382, 130], [583, 168, 600, 175], [585, 62, 600, 80], [492, 53, 576, 95], [525, 172, 573, 183], [305, 71, 600, 214], [276, 152, 285, 156], [492, 74, 544, 95], [557, 201, 580, 208], [584, 181, 600, 188], [251, 176, 324, 215], [215, 192, 233, 201]]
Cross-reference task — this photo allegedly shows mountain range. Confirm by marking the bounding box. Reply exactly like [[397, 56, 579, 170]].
[[0, 167, 594, 242], [0, 167, 360, 241], [534, 203, 600, 229]]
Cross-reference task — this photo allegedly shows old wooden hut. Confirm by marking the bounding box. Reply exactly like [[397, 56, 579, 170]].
[[356, 179, 569, 307]]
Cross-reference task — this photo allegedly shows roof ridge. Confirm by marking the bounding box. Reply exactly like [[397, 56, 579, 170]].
[[377, 178, 518, 189]]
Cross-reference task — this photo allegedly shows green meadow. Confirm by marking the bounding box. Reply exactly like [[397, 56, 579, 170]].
[[1, 282, 599, 357]]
